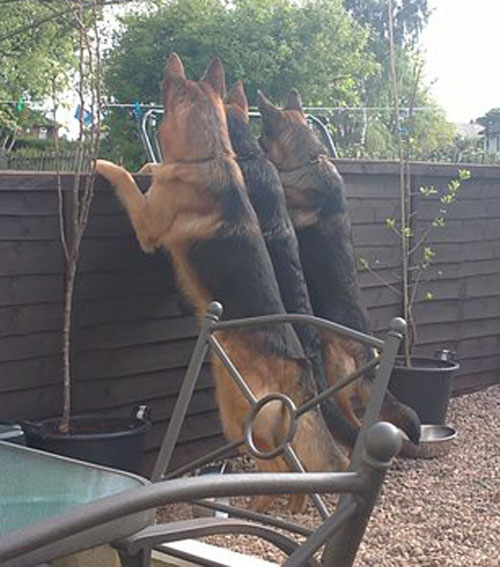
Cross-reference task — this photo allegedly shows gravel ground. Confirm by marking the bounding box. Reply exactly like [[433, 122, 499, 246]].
[[158, 385, 500, 566]]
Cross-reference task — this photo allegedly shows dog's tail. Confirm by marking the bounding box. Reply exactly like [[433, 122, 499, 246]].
[[380, 391, 421, 445], [341, 340, 421, 446], [356, 346, 421, 445]]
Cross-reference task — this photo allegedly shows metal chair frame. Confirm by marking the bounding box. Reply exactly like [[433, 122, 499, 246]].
[[137, 108, 339, 164], [0, 303, 406, 567], [119, 303, 406, 566]]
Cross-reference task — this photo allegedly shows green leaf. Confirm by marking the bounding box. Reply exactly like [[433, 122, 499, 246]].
[[385, 217, 396, 230]]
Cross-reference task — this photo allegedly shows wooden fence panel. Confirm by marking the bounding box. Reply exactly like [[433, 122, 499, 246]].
[[0, 172, 219, 475], [1, 162, 499, 475]]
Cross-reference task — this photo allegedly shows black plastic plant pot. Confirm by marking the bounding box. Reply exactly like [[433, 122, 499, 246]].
[[21, 415, 151, 474], [389, 357, 460, 425]]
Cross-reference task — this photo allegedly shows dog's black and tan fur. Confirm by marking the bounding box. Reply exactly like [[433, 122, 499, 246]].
[[258, 88, 421, 444], [224, 81, 357, 448], [96, 55, 348, 512]]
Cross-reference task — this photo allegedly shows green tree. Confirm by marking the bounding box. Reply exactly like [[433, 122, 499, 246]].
[[339, 0, 455, 160], [0, 1, 78, 152], [101, 0, 375, 167], [344, 0, 429, 50]]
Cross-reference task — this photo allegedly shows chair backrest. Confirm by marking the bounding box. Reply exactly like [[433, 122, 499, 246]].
[[152, 301, 405, 484], [136, 108, 338, 163]]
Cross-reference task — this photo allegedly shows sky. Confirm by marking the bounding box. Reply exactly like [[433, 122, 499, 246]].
[[422, 0, 500, 123]]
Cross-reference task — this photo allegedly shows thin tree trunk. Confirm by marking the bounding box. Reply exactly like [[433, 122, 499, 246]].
[[387, 0, 411, 365], [60, 254, 78, 434]]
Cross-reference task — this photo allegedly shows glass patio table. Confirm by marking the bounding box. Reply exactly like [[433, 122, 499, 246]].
[[0, 440, 153, 567]]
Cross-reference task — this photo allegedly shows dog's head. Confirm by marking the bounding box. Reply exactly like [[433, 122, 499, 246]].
[[225, 80, 249, 123], [257, 88, 326, 172], [258, 89, 345, 227], [224, 80, 256, 156], [159, 53, 232, 163]]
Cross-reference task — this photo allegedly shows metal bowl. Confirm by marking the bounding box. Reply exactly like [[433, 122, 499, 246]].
[[399, 424, 457, 459]]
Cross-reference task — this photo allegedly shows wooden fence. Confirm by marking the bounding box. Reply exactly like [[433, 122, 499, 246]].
[[0, 161, 499, 474], [0, 148, 86, 172]]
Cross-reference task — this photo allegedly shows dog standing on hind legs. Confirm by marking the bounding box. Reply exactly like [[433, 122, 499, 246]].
[[258, 88, 421, 445], [96, 54, 348, 512], [224, 79, 358, 450]]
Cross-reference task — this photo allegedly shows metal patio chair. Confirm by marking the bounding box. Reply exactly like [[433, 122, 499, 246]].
[[136, 108, 339, 164], [0, 303, 406, 567]]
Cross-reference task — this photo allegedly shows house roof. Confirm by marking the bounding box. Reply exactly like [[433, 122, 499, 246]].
[[486, 123, 500, 135], [455, 122, 483, 138]]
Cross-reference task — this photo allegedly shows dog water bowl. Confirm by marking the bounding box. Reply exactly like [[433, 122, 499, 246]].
[[400, 424, 457, 459]]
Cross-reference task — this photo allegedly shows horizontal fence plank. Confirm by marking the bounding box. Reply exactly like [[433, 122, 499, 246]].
[[416, 198, 500, 221], [413, 296, 500, 325], [0, 191, 60, 216], [141, 435, 226, 477], [413, 218, 500, 244], [453, 370, 500, 395], [0, 302, 64, 338], [0, 274, 63, 307], [412, 272, 500, 302], [421, 258, 500, 279], [0, 215, 61, 240], [0, 383, 62, 420], [0, 316, 199, 364], [74, 386, 219, 421], [73, 365, 214, 408], [0, 241, 64, 276], [414, 317, 500, 346], [145, 410, 222, 452], [74, 293, 191, 328], [73, 337, 199, 381]]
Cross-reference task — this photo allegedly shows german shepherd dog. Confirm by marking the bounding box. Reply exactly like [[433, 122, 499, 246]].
[[95, 54, 348, 512], [258, 89, 421, 444], [224, 80, 357, 449]]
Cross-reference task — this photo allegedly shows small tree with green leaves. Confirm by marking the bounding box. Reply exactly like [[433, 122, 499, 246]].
[[359, 1, 471, 365]]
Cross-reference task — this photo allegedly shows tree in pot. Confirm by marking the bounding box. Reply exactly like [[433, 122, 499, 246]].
[[21, 2, 150, 472], [358, 1, 469, 426]]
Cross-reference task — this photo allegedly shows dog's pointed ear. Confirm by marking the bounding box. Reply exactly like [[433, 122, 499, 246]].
[[201, 56, 226, 98], [162, 53, 186, 107], [227, 80, 248, 116], [257, 90, 281, 122], [164, 53, 186, 82], [285, 88, 303, 112]]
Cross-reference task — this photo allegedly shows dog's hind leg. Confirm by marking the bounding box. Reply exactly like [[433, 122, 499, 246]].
[[321, 334, 360, 428], [250, 455, 290, 513]]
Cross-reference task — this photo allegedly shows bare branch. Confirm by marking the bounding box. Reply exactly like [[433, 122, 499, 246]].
[[359, 260, 403, 297], [52, 79, 69, 261], [0, 0, 137, 43]]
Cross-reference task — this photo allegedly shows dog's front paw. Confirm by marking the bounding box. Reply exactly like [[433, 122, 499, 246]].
[[94, 159, 132, 188], [95, 159, 118, 177]]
